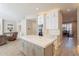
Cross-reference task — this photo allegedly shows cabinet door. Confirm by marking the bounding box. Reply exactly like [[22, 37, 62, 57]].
[[22, 40, 28, 55], [44, 44, 53, 56], [33, 44, 44, 56], [22, 40, 44, 56], [46, 14, 51, 29], [38, 15, 45, 25], [46, 11, 59, 29], [24, 41, 35, 56]]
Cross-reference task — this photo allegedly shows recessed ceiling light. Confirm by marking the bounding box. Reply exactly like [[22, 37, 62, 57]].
[[36, 8, 39, 10]]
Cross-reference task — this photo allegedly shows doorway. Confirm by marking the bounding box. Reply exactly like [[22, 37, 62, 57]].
[[26, 20, 37, 35], [59, 8, 77, 56], [62, 8, 77, 44]]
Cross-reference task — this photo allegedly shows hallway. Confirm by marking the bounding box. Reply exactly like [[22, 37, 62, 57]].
[[58, 37, 77, 56]]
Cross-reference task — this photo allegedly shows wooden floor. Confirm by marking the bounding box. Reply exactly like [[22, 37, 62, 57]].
[[56, 37, 77, 56]]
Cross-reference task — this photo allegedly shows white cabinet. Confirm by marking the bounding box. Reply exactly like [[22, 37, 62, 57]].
[[37, 9, 61, 36], [22, 39, 54, 56], [20, 19, 26, 36], [46, 10, 59, 29], [38, 15, 45, 25], [22, 39, 44, 56]]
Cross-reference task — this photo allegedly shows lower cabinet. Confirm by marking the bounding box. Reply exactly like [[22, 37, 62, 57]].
[[53, 36, 61, 55], [21, 40, 54, 56]]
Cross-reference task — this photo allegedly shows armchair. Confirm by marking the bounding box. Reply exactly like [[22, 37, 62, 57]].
[[0, 35, 7, 46], [7, 32, 18, 41]]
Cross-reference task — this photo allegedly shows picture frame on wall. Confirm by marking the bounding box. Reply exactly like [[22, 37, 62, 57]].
[[7, 24, 14, 32]]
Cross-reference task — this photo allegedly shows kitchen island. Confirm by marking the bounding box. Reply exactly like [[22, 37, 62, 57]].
[[20, 36, 59, 56]]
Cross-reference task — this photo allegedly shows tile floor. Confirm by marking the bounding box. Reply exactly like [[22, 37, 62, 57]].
[[0, 39, 24, 56]]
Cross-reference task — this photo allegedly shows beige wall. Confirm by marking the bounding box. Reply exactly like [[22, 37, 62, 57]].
[[77, 8, 79, 45]]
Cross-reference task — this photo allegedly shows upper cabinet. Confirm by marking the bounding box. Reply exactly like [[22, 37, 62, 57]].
[[38, 15, 45, 25], [38, 9, 60, 30], [37, 9, 61, 36], [46, 9, 59, 29]]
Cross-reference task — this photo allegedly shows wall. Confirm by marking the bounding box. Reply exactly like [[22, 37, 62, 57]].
[[17, 21, 21, 38], [77, 8, 79, 45], [17, 19, 26, 38], [72, 21, 77, 42], [0, 18, 3, 35], [3, 20, 17, 33], [17, 18, 38, 38]]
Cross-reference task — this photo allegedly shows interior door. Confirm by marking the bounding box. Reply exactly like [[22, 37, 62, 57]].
[[27, 20, 37, 35]]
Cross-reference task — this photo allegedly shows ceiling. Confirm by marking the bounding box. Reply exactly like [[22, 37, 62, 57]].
[[0, 3, 79, 21], [62, 8, 77, 23]]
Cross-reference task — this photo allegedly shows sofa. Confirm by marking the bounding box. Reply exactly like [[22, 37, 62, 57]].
[[0, 35, 7, 46]]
